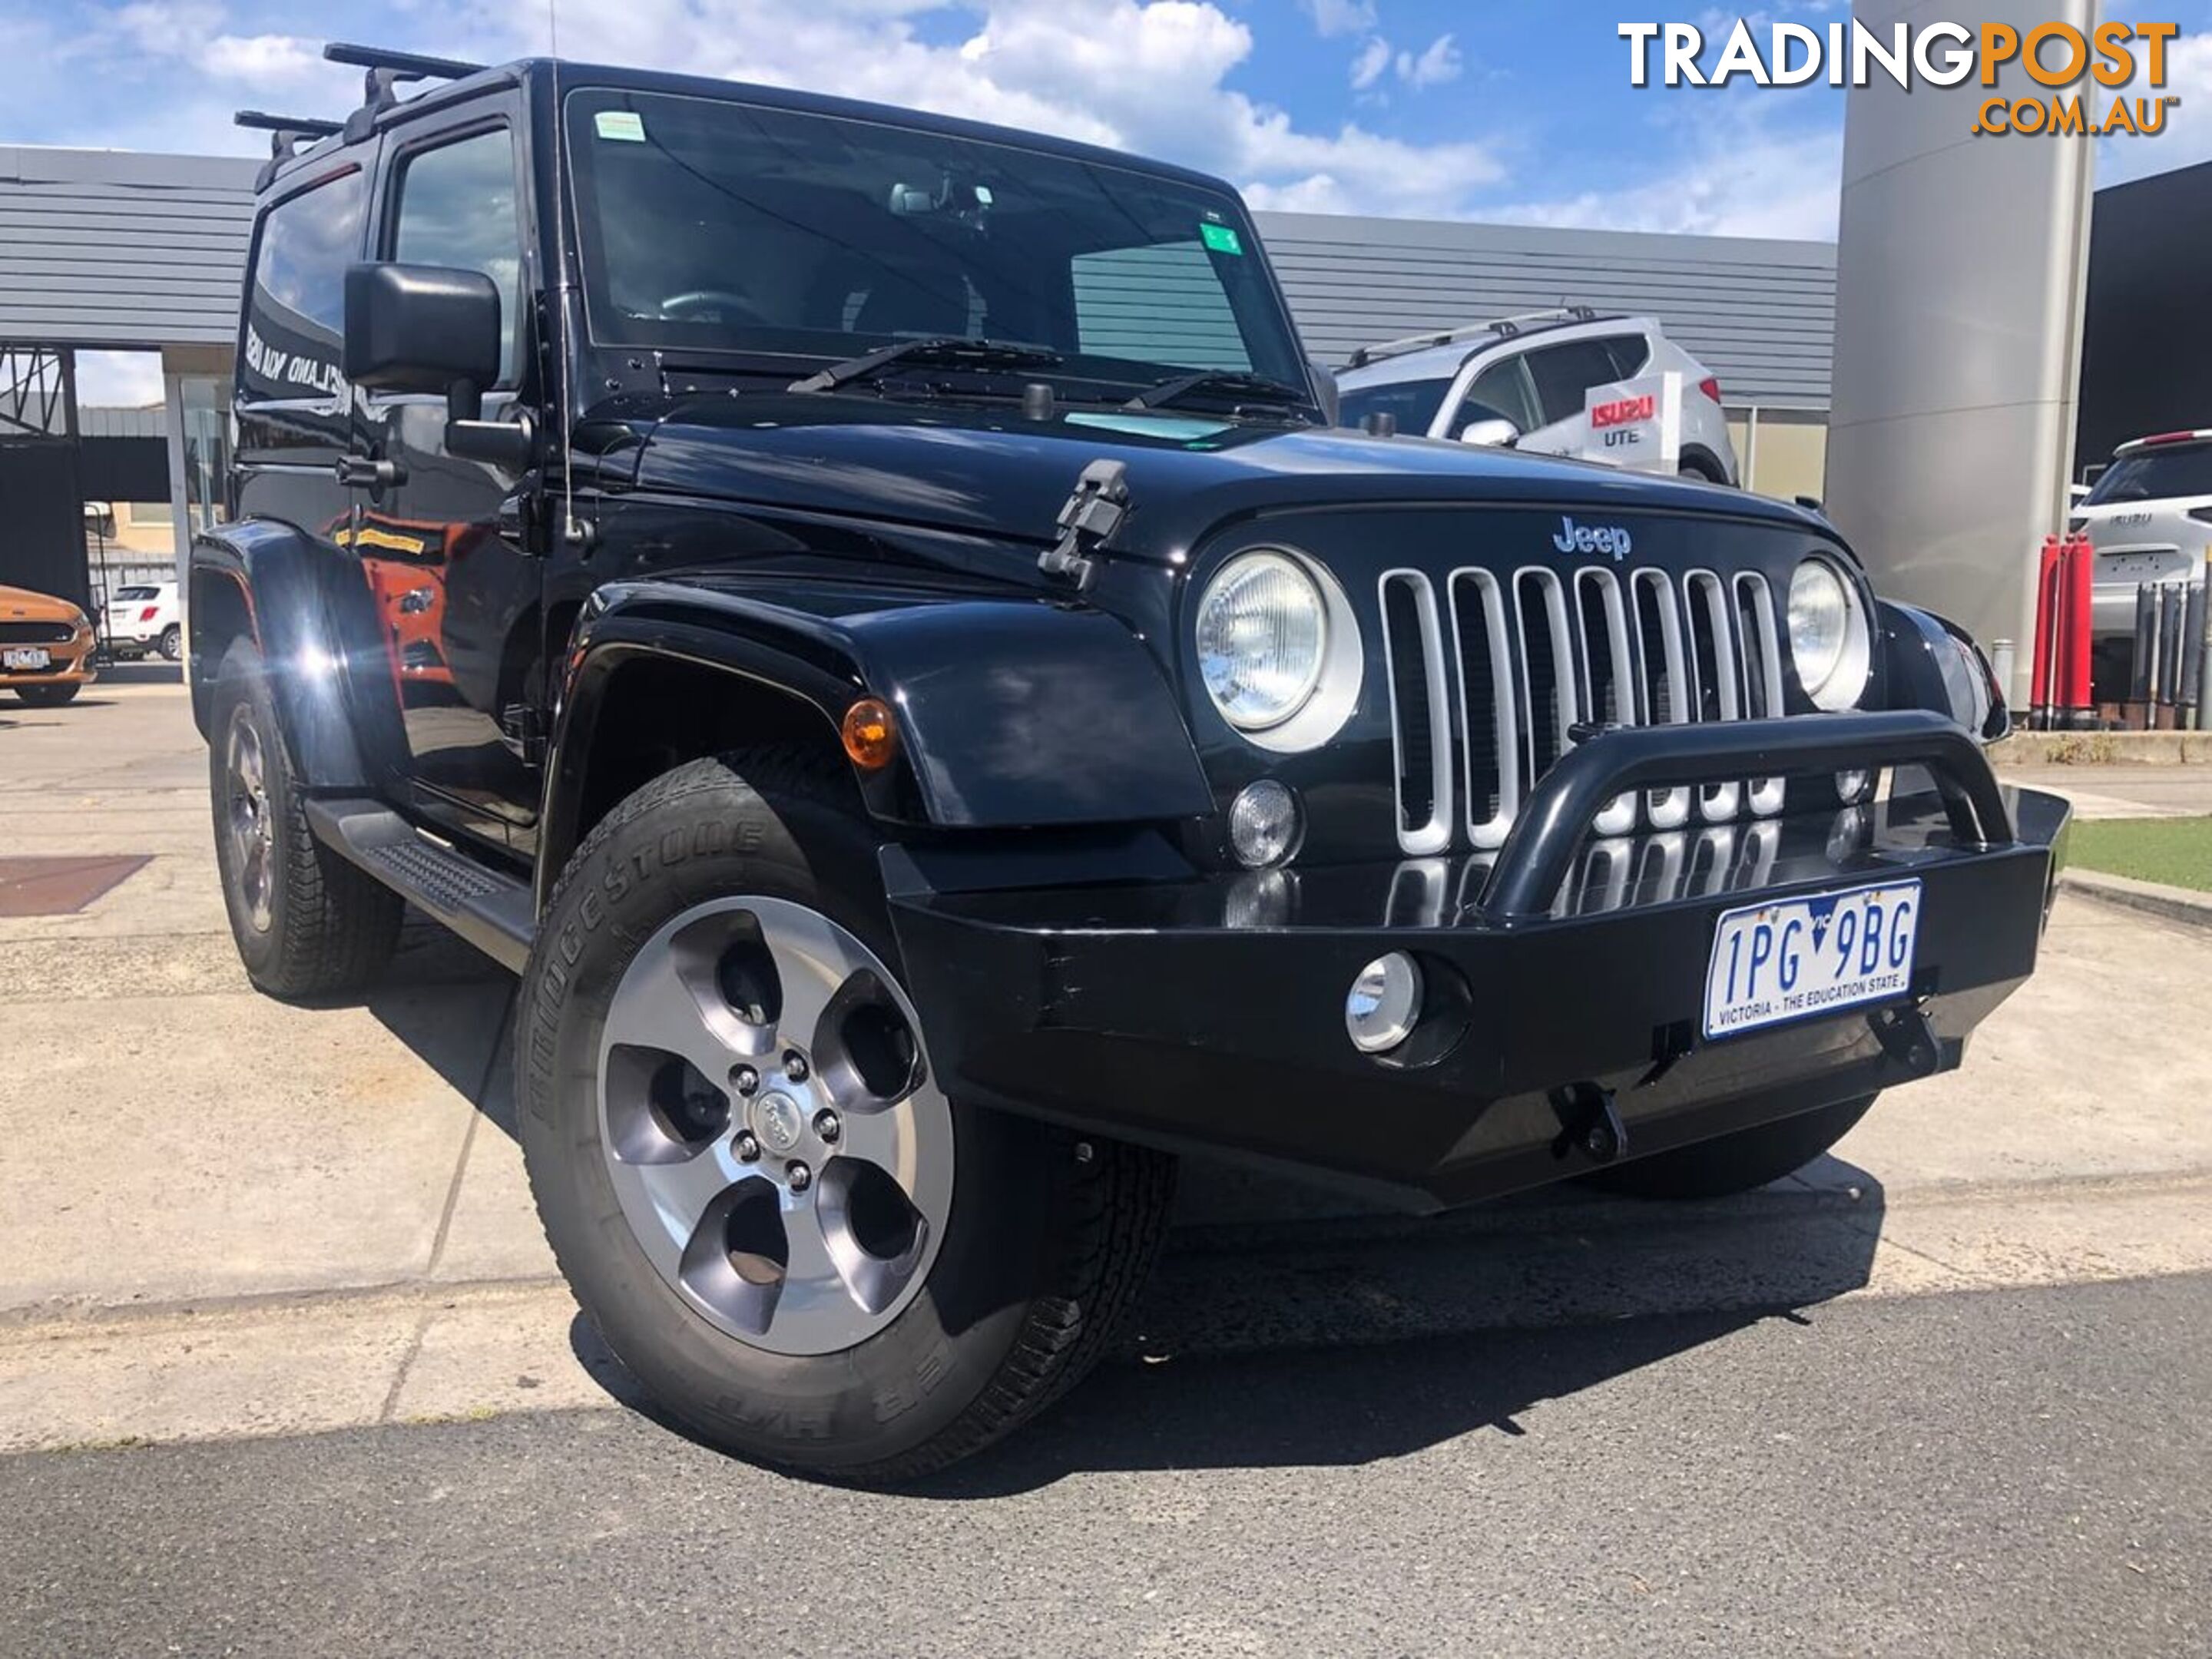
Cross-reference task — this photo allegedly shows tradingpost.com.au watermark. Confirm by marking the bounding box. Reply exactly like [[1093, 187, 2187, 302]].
[[1621, 19, 2182, 135]]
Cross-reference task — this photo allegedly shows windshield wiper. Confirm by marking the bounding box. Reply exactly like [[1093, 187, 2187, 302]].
[[789, 336, 1062, 394], [1124, 369, 1315, 418]]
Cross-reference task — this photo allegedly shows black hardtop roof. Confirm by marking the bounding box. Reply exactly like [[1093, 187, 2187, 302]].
[[260, 52, 1241, 204]]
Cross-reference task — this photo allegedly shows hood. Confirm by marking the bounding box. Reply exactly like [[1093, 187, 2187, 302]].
[[620, 392, 1820, 563], [0, 585, 85, 621]]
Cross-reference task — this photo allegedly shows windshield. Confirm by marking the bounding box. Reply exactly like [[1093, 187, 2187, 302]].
[[2085, 442, 2212, 505], [1337, 377, 1452, 434], [565, 88, 1309, 399], [114, 586, 160, 601]]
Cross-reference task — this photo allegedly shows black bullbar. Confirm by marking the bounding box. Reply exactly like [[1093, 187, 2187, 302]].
[[883, 712, 2069, 1212]]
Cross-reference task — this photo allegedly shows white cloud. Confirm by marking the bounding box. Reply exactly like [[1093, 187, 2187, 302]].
[[1498, 98, 1841, 239], [197, 32, 323, 84], [1300, 0, 1376, 36], [1349, 35, 1391, 91], [429, 0, 1511, 217], [75, 351, 164, 409], [1396, 33, 1461, 90]]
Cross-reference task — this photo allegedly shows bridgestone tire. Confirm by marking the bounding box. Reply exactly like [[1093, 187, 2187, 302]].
[[1583, 1094, 1877, 1200], [517, 747, 1177, 1482], [14, 683, 81, 706], [208, 639, 402, 998]]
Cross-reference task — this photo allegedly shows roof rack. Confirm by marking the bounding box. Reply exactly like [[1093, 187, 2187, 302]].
[[1345, 305, 1610, 369], [324, 41, 488, 114], [234, 109, 344, 163]]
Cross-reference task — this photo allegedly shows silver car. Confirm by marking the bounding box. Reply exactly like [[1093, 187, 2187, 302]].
[[2072, 429, 2212, 640], [1336, 308, 1741, 485]]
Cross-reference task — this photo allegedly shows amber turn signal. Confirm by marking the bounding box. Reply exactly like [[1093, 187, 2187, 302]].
[[841, 697, 898, 770]]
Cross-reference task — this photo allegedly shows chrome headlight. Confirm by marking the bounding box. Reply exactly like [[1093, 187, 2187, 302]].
[[1788, 555, 1872, 710], [1197, 551, 1328, 731]]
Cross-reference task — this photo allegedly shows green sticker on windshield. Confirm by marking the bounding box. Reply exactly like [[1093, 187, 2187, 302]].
[[594, 110, 646, 143], [1199, 221, 1243, 256]]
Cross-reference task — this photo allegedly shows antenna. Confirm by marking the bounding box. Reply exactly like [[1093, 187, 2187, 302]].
[[548, 0, 581, 548]]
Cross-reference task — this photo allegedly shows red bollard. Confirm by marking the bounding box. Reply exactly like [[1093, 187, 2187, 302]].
[[2061, 534, 2095, 727], [2030, 535, 2061, 728]]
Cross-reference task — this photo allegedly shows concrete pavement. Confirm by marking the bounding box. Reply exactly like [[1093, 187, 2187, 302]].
[[4, 681, 2212, 1461]]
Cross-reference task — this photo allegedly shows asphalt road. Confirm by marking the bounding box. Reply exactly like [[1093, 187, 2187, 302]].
[[7, 1273, 2207, 1658]]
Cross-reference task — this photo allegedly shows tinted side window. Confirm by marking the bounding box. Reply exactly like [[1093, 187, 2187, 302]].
[[1457, 358, 1539, 434], [390, 128, 525, 384], [1525, 339, 1628, 424], [241, 170, 366, 403]]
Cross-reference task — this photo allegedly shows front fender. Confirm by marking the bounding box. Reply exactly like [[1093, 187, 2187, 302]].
[[188, 518, 408, 790], [548, 581, 1212, 850], [1879, 599, 2010, 743]]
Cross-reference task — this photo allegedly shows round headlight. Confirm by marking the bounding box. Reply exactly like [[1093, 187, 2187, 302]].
[[1197, 552, 1327, 731], [1788, 556, 1871, 710]]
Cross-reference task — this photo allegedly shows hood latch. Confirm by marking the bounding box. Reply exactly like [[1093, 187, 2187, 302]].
[[1039, 459, 1129, 594]]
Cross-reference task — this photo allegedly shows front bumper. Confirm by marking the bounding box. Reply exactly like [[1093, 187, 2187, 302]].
[[0, 637, 97, 688], [887, 712, 2070, 1212]]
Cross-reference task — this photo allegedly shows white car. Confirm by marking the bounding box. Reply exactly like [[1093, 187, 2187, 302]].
[[98, 581, 181, 661], [1336, 309, 1741, 485], [2072, 430, 2212, 641]]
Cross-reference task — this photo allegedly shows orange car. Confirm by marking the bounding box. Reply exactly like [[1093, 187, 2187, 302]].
[[0, 584, 98, 707]]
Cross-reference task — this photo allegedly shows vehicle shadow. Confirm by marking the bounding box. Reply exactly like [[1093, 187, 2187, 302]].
[[359, 919, 522, 1134], [89, 661, 185, 686], [565, 1155, 1889, 1493]]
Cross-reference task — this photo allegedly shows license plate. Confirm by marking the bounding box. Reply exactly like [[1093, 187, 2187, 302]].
[[2, 647, 51, 671], [1703, 879, 1922, 1039]]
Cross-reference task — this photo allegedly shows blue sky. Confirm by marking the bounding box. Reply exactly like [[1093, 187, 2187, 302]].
[[7, 0, 2208, 401], [3, 1, 2207, 233]]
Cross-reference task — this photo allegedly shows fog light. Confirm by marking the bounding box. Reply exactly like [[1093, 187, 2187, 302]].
[[1228, 780, 1301, 868], [1346, 952, 1422, 1055], [1836, 768, 1872, 804]]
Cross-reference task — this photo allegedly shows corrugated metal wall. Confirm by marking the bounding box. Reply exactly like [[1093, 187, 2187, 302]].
[[0, 148, 255, 347], [1255, 211, 1837, 412]]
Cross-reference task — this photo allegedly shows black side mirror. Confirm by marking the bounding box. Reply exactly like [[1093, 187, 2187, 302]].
[[343, 262, 533, 469]]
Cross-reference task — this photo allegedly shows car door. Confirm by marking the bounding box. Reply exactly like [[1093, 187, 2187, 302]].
[[1515, 334, 1651, 459], [353, 103, 541, 853]]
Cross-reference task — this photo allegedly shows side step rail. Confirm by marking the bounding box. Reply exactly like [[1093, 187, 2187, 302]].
[[304, 798, 535, 973]]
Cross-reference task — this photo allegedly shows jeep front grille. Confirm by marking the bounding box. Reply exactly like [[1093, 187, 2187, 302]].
[[1379, 565, 1789, 855]]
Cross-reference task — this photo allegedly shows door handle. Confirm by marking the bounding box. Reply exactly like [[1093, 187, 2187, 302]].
[[336, 455, 408, 491]]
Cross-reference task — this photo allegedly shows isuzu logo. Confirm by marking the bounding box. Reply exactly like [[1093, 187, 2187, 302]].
[[1553, 515, 1633, 561]]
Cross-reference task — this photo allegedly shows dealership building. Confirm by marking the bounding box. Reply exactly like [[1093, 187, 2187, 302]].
[[0, 139, 2202, 619]]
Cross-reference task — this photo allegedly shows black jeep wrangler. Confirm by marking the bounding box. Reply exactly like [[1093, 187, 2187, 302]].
[[193, 44, 2068, 1482]]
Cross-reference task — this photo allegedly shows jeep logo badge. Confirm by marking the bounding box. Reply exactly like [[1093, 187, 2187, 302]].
[[1553, 515, 1632, 562]]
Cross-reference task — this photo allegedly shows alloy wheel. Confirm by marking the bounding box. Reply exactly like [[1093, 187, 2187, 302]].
[[595, 896, 954, 1356], [224, 709, 275, 934]]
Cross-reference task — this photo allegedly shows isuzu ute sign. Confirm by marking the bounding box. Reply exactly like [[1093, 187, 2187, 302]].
[[1621, 18, 2184, 135]]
